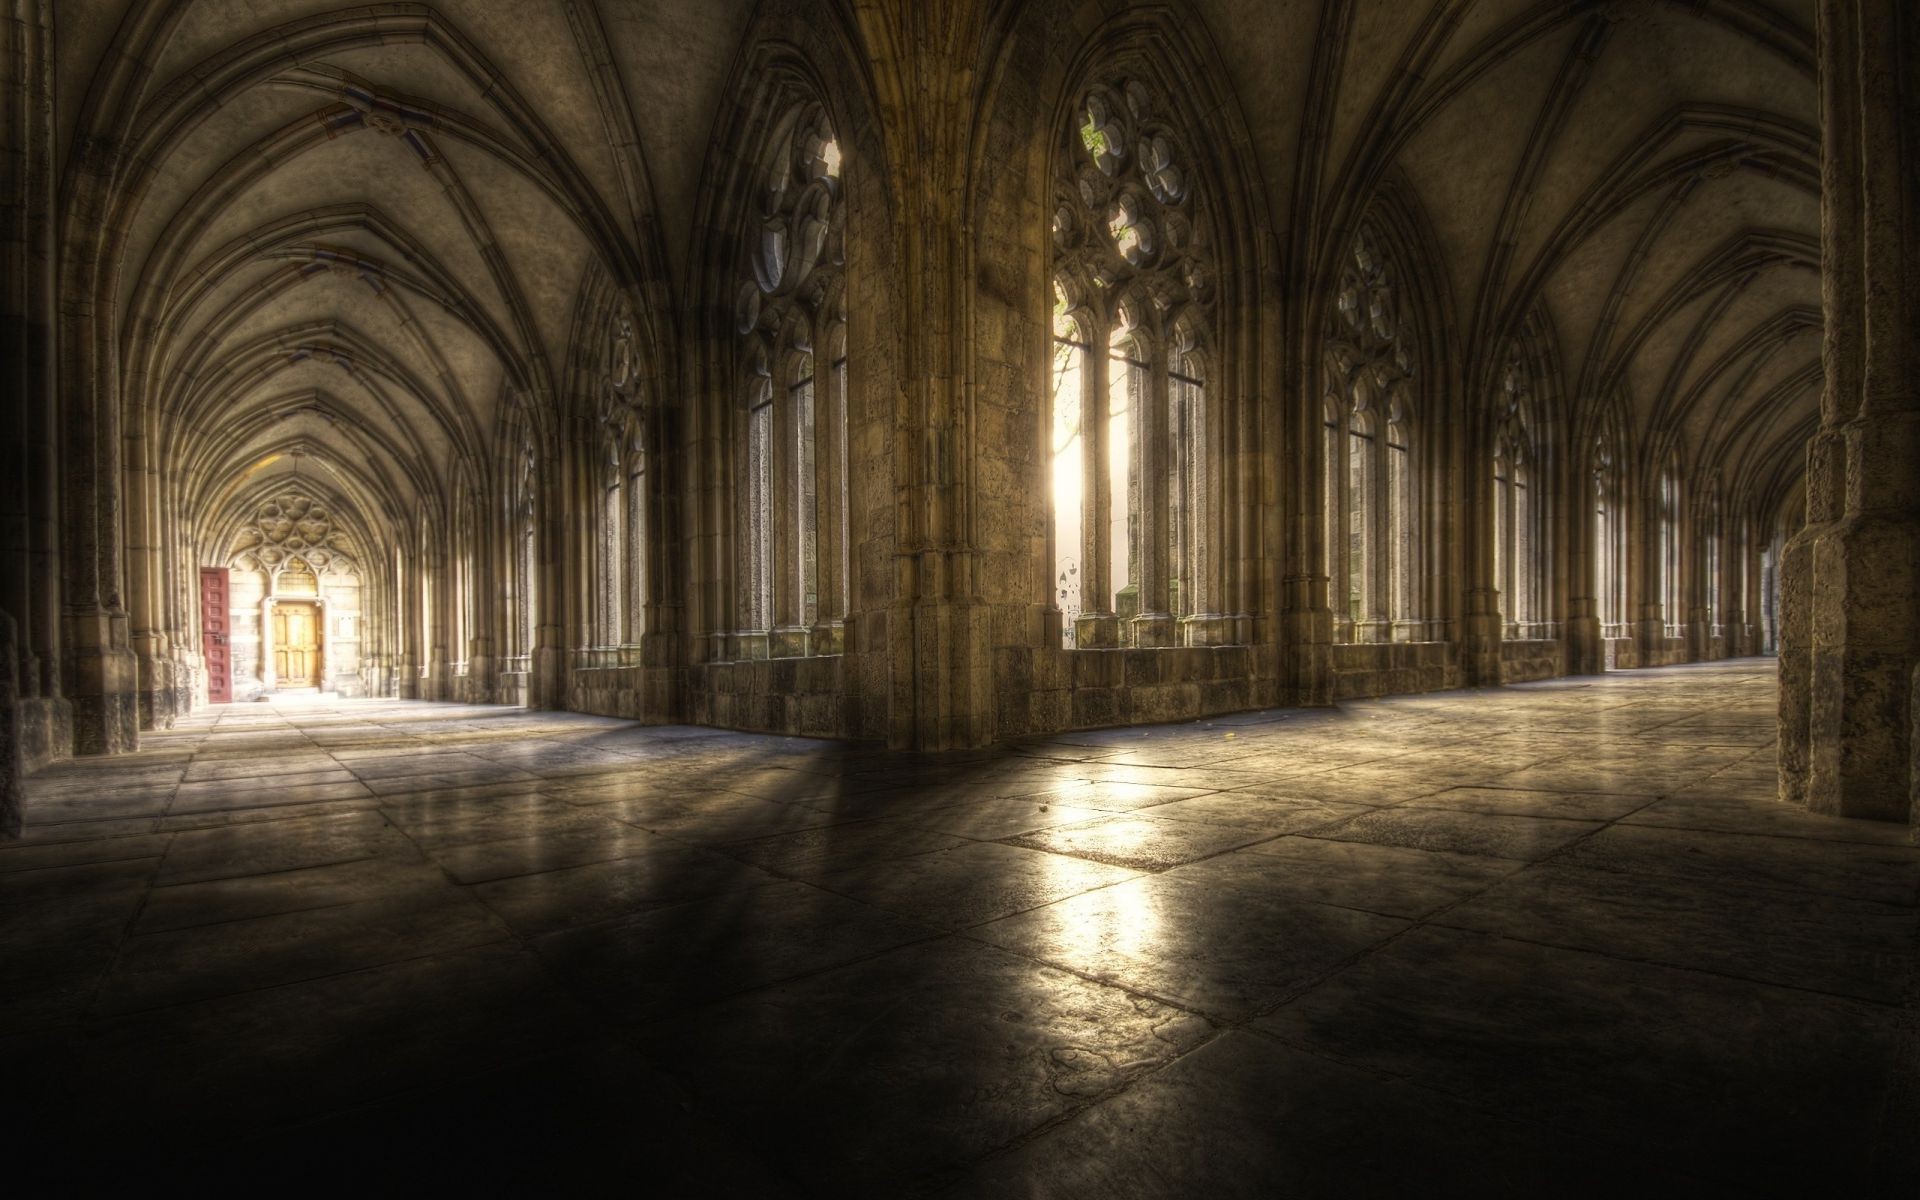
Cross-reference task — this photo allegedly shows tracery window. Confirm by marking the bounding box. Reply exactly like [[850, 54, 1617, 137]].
[[1760, 538, 1779, 654], [1592, 436, 1627, 638], [511, 442, 536, 668], [591, 308, 648, 663], [734, 101, 848, 657], [1703, 496, 1723, 638], [230, 492, 359, 581], [1657, 463, 1682, 639], [1050, 77, 1219, 648], [1322, 224, 1421, 643], [1492, 349, 1548, 638]]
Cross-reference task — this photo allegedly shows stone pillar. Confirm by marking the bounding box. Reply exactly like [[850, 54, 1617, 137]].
[[1, 611, 23, 838], [1780, 0, 1920, 824], [1076, 315, 1118, 650], [1131, 340, 1174, 647], [2, 0, 70, 768]]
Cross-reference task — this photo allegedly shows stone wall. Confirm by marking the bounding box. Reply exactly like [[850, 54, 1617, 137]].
[[1331, 642, 1460, 701], [687, 655, 845, 738], [993, 645, 1277, 740], [1500, 639, 1566, 685]]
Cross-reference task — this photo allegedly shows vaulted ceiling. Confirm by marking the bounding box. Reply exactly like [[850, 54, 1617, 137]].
[[61, 0, 1819, 550]]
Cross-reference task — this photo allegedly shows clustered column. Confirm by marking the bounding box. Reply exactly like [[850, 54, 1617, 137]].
[[1779, 0, 1919, 826]]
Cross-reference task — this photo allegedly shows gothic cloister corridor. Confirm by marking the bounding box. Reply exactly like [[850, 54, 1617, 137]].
[[4, 0, 1918, 1192], [6, 659, 1916, 1192]]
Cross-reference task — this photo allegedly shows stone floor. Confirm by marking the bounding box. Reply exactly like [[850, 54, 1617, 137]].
[[5, 659, 1917, 1193]]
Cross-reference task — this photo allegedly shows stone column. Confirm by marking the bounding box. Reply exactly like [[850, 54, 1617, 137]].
[[1, 611, 23, 838], [1131, 340, 1174, 647], [3, 0, 70, 768], [1076, 318, 1118, 648], [1780, 0, 1920, 825], [1463, 423, 1504, 685]]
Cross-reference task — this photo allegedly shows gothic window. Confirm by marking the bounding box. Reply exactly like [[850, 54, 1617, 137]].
[[1169, 327, 1207, 620], [1761, 538, 1779, 654], [599, 436, 623, 652], [229, 492, 359, 582], [734, 101, 847, 655], [1051, 289, 1088, 644], [1592, 436, 1627, 637], [1323, 223, 1421, 642], [1703, 497, 1723, 637], [1658, 463, 1682, 638], [624, 423, 647, 645], [1492, 349, 1545, 637], [512, 443, 536, 664], [1050, 77, 1219, 648], [591, 305, 649, 659]]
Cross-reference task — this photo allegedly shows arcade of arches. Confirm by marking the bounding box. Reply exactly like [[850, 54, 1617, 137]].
[[3, 1, 1919, 1190], [6, 0, 1914, 831]]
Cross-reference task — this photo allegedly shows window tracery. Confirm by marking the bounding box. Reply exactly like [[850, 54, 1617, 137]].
[[734, 99, 848, 657], [1050, 76, 1219, 649], [1492, 348, 1548, 638], [592, 303, 648, 662], [1322, 223, 1421, 642], [1658, 461, 1683, 639], [1592, 434, 1628, 637], [510, 440, 536, 668], [230, 491, 359, 587]]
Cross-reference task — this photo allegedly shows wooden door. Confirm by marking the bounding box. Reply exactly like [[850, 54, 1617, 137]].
[[199, 567, 231, 703], [272, 601, 322, 689]]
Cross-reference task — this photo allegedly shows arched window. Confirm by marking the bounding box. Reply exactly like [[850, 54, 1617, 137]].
[[1049, 77, 1218, 648], [1592, 435, 1627, 638], [1761, 534, 1780, 654], [1051, 288, 1088, 644], [1658, 464, 1682, 639], [624, 420, 647, 646], [1702, 495, 1723, 639], [512, 443, 536, 668], [1323, 223, 1421, 643], [734, 101, 847, 657], [1492, 349, 1545, 637], [1169, 326, 1207, 621], [598, 431, 623, 655], [592, 295, 648, 662]]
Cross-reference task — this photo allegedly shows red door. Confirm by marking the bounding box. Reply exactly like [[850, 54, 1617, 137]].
[[200, 567, 231, 703]]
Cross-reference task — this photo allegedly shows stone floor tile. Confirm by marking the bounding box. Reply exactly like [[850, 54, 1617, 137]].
[[1005, 814, 1277, 870], [1620, 790, 1920, 845], [1140, 792, 1375, 834], [973, 873, 1405, 1019], [1039, 780, 1222, 812], [719, 817, 969, 879], [16, 944, 596, 1186], [533, 878, 937, 1020], [1311, 806, 1604, 860], [1166, 835, 1524, 918], [631, 936, 1210, 1193], [423, 820, 665, 884], [1557, 822, 1920, 905], [1256, 926, 1906, 1188], [943, 1030, 1695, 1198], [1436, 862, 1918, 1002], [136, 857, 450, 934], [470, 838, 781, 934], [0, 830, 175, 873], [1401, 785, 1657, 822], [811, 840, 1138, 929], [899, 796, 1113, 840], [100, 888, 515, 1013], [156, 808, 419, 884], [166, 777, 375, 814]]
